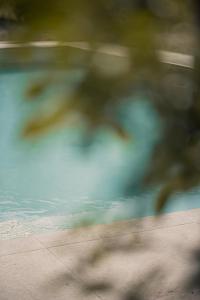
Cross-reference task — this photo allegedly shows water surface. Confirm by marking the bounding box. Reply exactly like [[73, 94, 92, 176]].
[[0, 69, 199, 238]]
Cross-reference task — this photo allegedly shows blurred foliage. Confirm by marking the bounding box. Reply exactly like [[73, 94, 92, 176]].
[[0, 0, 200, 212]]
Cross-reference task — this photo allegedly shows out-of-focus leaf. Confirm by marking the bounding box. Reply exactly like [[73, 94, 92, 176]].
[[156, 170, 200, 213], [26, 76, 53, 99], [22, 100, 72, 137]]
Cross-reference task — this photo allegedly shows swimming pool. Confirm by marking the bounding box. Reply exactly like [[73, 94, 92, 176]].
[[0, 67, 200, 239]]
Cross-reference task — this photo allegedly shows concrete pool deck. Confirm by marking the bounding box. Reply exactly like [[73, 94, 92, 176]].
[[1, 209, 200, 299]]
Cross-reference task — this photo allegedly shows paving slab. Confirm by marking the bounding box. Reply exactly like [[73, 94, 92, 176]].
[[49, 222, 200, 300], [0, 248, 100, 300], [0, 236, 44, 257]]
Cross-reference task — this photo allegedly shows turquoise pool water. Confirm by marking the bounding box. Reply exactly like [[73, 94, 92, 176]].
[[0, 69, 200, 238]]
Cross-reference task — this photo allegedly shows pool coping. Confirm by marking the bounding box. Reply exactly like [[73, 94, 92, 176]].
[[0, 41, 194, 69], [1, 207, 200, 257]]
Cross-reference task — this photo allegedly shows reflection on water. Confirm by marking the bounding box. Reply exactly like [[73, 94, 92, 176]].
[[0, 70, 200, 237]]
